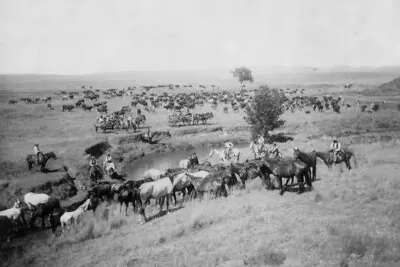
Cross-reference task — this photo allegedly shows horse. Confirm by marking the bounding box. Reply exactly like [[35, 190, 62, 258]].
[[138, 177, 174, 223], [88, 165, 103, 184], [59, 202, 89, 230], [187, 172, 228, 200], [143, 168, 165, 180], [88, 183, 112, 202], [24, 192, 50, 210], [315, 149, 356, 170], [117, 188, 142, 215], [259, 158, 312, 195], [249, 141, 267, 159], [0, 200, 25, 228], [30, 197, 60, 229], [292, 148, 317, 181], [26, 152, 57, 171], [178, 159, 192, 169], [169, 172, 195, 204], [209, 148, 240, 163]]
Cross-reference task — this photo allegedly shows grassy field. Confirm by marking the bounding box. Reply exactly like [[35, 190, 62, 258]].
[[1, 72, 400, 266]]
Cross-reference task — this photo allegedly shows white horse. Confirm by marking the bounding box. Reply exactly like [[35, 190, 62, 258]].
[[179, 159, 191, 169], [60, 200, 90, 230], [249, 141, 267, 159], [143, 168, 165, 180], [24, 192, 50, 210], [209, 148, 240, 163], [0, 200, 22, 221], [139, 177, 174, 223]]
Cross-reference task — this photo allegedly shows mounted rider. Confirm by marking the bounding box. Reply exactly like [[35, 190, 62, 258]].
[[224, 140, 234, 158], [103, 153, 116, 175], [89, 156, 100, 171], [33, 144, 43, 166], [270, 143, 281, 158], [189, 152, 199, 167], [257, 134, 265, 151], [330, 139, 342, 163]]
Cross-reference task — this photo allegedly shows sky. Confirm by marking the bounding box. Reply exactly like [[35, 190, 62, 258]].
[[0, 0, 400, 74]]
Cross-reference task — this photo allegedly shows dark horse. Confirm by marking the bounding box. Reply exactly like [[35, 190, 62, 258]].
[[88, 165, 103, 184], [315, 149, 356, 171], [30, 197, 60, 230], [292, 148, 317, 181], [26, 152, 57, 172], [259, 158, 312, 195]]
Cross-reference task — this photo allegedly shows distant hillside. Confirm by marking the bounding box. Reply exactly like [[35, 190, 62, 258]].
[[377, 76, 400, 95], [1, 66, 400, 92]]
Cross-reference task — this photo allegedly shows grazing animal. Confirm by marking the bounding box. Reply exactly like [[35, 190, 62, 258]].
[[259, 158, 312, 195], [139, 177, 174, 222], [143, 168, 165, 180], [188, 173, 228, 200], [30, 197, 60, 229], [292, 148, 317, 181], [178, 159, 192, 169], [26, 152, 57, 171], [170, 172, 195, 204], [209, 148, 240, 163], [315, 149, 356, 170], [0, 200, 22, 221], [89, 183, 112, 202], [88, 165, 103, 183], [50, 209, 65, 234], [62, 104, 75, 112], [117, 188, 142, 215], [60, 202, 88, 230], [24, 192, 50, 210]]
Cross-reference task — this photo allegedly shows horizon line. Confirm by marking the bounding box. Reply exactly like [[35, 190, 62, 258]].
[[1, 64, 400, 76]]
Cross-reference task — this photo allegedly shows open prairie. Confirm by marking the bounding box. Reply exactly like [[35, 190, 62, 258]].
[[1, 69, 400, 267]]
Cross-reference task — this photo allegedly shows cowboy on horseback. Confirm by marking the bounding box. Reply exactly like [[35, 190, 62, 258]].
[[257, 134, 265, 151], [189, 152, 199, 166], [330, 139, 342, 163], [103, 153, 116, 178], [270, 143, 281, 158], [224, 140, 234, 159], [89, 156, 98, 170], [33, 144, 43, 166]]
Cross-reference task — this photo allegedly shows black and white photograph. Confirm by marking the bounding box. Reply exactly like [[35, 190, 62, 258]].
[[1, 0, 400, 266]]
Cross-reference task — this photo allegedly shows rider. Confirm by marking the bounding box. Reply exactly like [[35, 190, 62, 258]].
[[257, 134, 265, 150], [270, 143, 281, 158], [33, 144, 42, 166], [330, 139, 342, 163], [224, 140, 234, 158], [89, 156, 99, 171], [189, 152, 199, 166]]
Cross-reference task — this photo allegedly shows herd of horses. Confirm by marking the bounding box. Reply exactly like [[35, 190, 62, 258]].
[[1, 143, 357, 243]]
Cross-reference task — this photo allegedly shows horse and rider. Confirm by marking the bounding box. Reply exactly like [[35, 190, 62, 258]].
[[330, 139, 343, 163], [224, 140, 234, 159], [33, 144, 43, 166]]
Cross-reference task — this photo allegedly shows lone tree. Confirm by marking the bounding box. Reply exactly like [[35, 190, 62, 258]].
[[231, 66, 254, 89], [245, 85, 287, 140]]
